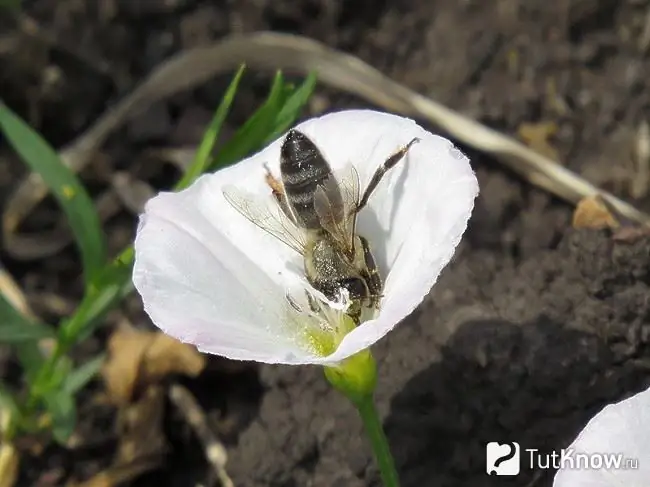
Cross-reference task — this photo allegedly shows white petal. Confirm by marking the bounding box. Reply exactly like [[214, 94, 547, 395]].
[[304, 111, 478, 363], [553, 386, 650, 487], [133, 181, 321, 364]]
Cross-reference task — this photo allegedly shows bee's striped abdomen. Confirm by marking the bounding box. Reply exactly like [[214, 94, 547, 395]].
[[280, 130, 333, 229]]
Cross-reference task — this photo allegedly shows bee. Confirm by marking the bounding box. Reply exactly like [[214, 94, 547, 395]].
[[223, 129, 419, 323]]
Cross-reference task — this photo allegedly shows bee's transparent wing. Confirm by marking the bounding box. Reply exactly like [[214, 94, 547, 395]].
[[313, 163, 360, 253], [336, 163, 361, 217], [223, 185, 307, 255]]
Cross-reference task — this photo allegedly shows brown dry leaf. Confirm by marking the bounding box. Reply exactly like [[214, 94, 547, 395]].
[[572, 195, 620, 230], [69, 387, 167, 487], [517, 121, 560, 161], [0, 442, 19, 487], [102, 328, 205, 405]]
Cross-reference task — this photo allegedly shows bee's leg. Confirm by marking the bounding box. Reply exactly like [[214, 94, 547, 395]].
[[359, 236, 383, 306], [264, 163, 284, 195], [264, 163, 296, 222], [357, 137, 420, 212]]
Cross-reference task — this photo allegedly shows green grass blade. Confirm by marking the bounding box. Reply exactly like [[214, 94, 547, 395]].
[[0, 383, 20, 438], [44, 390, 76, 444], [265, 72, 317, 143], [0, 103, 107, 284], [0, 384, 18, 418], [0, 289, 45, 382], [211, 71, 287, 168], [62, 354, 105, 395], [15, 345, 45, 385], [62, 247, 133, 345], [175, 64, 246, 190], [0, 321, 55, 343]]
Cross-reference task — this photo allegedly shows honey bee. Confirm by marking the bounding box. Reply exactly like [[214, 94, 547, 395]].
[[223, 129, 419, 323]]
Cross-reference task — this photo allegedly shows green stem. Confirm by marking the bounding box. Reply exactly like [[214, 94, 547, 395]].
[[323, 349, 399, 487], [356, 395, 400, 487]]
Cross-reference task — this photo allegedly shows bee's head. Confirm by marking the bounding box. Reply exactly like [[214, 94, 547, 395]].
[[338, 277, 368, 301]]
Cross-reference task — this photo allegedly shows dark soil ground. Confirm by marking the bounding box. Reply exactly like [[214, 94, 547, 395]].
[[3, 0, 650, 486]]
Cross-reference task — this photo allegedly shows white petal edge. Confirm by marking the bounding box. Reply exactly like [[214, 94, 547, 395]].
[[553, 385, 650, 487]]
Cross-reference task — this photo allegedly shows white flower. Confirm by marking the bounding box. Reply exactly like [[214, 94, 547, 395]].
[[553, 385, 650, 487], [132, 109, 478, 365]]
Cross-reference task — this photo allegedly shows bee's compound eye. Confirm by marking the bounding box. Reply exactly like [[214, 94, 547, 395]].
[[339, 278, 367, 300]]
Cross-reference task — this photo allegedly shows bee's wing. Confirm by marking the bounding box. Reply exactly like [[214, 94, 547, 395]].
[[223, 185, 307, 255], [313, 163, 360, 253]]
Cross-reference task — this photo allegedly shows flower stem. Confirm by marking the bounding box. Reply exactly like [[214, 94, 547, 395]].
[[323, 350, 400, 486], [356, 395, 400, 487]]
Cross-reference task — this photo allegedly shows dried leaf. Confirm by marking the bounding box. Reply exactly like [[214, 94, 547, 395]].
[[115, 387, 166, 467], [102, 328, 205, 405], [517, 121, 560, 161], [0, 442, 18, 487], [572, 195, 620, 230], [69, 387, 166, 487], [109, 173, 155, 215]]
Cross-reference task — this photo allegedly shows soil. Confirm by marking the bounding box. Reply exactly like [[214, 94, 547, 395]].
[[3, 0, 650, 486]]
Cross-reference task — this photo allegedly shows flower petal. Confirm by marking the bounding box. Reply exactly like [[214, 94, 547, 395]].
[[553, 386, 650, 487], [133, 182, 321, 364], [309, 113, 478, 363]]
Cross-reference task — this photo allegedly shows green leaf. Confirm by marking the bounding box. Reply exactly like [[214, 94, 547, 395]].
[[0, 103, 107, 285], [46, 355, 73, 392], [0, 383, 20, 438], [0, 291, 45, 382], [0, 384, 18, 417], [265, 72, 317, 143], [61, 247, 134, 345], [176, 64, 246, 190], [62, 354, 105, 395], [0, 290, 54, 345], [15, 344, 45, 386], [44, 390, 76, 444], [212, 71, 288, 168], [0, 321, 55, 343]]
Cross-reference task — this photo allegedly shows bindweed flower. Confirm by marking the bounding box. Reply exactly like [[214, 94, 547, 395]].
[[553, 385, 650, 486], [133, 109, 478, 366]]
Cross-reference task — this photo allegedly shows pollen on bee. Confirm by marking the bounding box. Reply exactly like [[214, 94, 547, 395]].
[[263, 163, 284, 196]]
